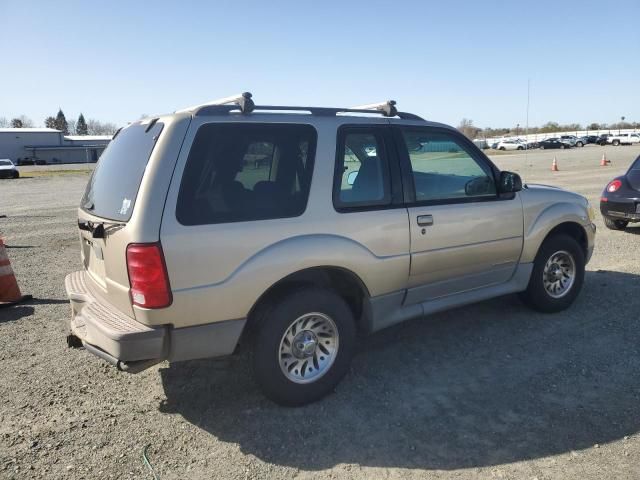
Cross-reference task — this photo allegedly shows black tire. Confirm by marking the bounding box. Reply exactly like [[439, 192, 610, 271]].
[[499, 147, 506, 151], [519, 234, 585, 313], [252, 287, 356, 406], [12, 171, 19, 179], [613, 140, 620, 146], [576, 142, 583, 147], [604, 217, 628, 230], [560, 144, 565, 149], [517, 146, 524, 150], [540, 145, 545, 150]]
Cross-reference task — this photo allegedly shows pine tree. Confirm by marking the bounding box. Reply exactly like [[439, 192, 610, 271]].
[[54, 109, 69, 134], [45, 116, 56, 129], [76, 113, 88, 135]]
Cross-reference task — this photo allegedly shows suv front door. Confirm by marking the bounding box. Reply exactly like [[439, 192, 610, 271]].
[[395, 127, 524, 304]]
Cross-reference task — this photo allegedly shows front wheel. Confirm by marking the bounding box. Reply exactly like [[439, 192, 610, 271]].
[[12, 171, 19, 179], [576, 142, 584, 147], [613, 140, 620, 146], [540, 145, 545, 150], [604, 217, 628, 230], [252, 287, 356, 406], [519, 234, 585, 313], [560, 144, 566, 149]]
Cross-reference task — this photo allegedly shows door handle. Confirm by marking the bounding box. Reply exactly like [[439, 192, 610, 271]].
[[417, 214, 433, 227]]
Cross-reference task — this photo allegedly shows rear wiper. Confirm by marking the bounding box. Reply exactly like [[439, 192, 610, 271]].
[[78, 220, 125, 239]]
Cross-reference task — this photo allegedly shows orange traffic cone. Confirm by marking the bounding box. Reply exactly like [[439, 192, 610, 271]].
[[600, 153, 610, 166], [551, 157, 559, 171], [0, 238, 31, 308]]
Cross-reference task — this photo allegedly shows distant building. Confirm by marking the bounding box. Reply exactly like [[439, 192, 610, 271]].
[[0, 128, 112, 164]]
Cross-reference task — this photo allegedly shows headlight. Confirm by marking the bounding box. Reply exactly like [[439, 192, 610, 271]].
[[587, 203, 596, 222]]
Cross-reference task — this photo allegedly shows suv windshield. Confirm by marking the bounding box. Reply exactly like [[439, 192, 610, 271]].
[[81, 122, 163, 221], [0, 160, 12, 166]]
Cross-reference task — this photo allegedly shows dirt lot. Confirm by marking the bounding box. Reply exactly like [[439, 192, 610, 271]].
[[1, 145, 640, 480]]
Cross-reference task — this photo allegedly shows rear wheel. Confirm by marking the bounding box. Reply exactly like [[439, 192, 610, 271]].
[[576, 141, 584, 147], [560, 144, 566, 149], [499, 146, 506, 151], [613, 140, 620, 146], [519, 234, 585, 313], [540, 145, 545, 150], [252, 287, 356, 406], [604, 217, 628, 230]]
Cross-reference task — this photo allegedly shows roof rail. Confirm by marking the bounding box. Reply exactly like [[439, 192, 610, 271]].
[[350, 100, 398, 117], [176, 92, 255, 114], [186, 94, 424, 120]]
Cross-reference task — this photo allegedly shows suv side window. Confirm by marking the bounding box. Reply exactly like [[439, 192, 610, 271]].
[[400, 129, 497, 203], [176, 123, 316, 225], [333, 128, 392, 209]]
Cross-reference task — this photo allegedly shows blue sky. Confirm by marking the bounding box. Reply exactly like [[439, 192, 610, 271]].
[[1, 0, 639, 129]]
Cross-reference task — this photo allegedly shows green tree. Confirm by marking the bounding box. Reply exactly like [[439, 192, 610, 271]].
[[45, 116, 57, 129], [54, 109, 69, 134], [587, 123, 600, 130], [539, 121, 560, 133], [76, 113, 88, 135]]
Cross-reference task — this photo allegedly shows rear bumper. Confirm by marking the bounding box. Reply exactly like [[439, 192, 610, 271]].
[[600, 199, 640, 222], [64, 271, 246, 372]]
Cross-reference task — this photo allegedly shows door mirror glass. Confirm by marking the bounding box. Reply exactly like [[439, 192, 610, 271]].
[[498, 171, 522, 193], [347, 170, 359, 185], [465, 176, 495, 196]]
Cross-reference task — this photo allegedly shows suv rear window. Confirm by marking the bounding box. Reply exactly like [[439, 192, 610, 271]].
[[81, 121, 163, 221], [176, 123, 316, 225]]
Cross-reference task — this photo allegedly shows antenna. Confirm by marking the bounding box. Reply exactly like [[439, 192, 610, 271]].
[[349, 100, 398, 117], [176, 92, 254, 114]]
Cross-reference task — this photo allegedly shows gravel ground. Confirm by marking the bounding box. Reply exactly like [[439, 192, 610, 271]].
[[1, 145, 640, 480]]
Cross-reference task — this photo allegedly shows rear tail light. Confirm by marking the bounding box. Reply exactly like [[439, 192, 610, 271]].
[[607, 179, 622, 193], [126, 243, 172, 308]]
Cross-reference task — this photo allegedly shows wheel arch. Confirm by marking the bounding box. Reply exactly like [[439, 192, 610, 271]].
[[541, 222, 588, 258], [242, 266, 372, 346], [523, 219, 589, 264]]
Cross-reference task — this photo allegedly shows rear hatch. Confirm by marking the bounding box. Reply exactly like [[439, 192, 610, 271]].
[[78, 120, 165, 317], [627, 159, 640, 191]]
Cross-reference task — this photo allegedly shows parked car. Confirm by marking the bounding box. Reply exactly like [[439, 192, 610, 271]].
[[539, 138, 572, 149], [596, 134, 613, 146], [578, 135, 599, 145], [65, 94, 596, 406], [496, 139, 525, 151], [600, 155, 640, 230], [608, 133, 640, 146], [0, 159, 19, 179], [559, 135, 578, 147]]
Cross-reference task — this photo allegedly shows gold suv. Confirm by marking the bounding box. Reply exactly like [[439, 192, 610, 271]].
[[65, 94, 596, 405]]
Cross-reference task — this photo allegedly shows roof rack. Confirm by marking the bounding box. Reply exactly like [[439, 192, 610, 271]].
[[349, 100, 398, 117], [176, 92, 255, 114], [182, 93, 423, 120]]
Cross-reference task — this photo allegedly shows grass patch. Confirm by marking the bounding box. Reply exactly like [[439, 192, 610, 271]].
[[21, 169, 92, 178]]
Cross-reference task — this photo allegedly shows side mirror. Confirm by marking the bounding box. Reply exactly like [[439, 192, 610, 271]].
[[347, 171, 359, 186], [498, 171, 522, 193]]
